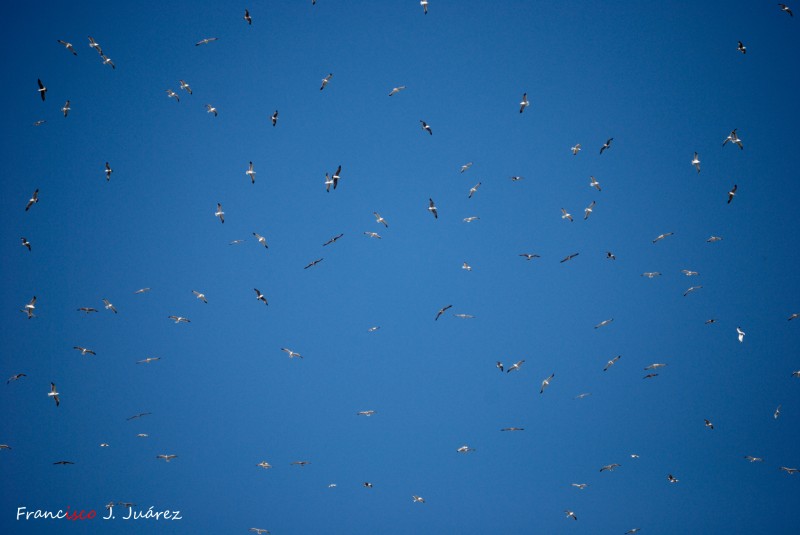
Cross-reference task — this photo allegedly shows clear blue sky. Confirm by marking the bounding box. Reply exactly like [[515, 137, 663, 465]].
[[2, 1, 800, 533]]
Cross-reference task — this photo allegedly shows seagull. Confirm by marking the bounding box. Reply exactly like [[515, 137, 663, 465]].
[[357, 410, 375, 416], [667, 474, 679, 483], [37, 78, 47, 101], [53, 461, 74, 465], [104, 162, 112, 181], [589, 176, 601, 191], [167, 316, 190, 323], [179, 80, 192, 94], [7, 373, 26, 384], [229, 239, 244, 245], [33, 120, 46, 126], [603, 355, 621, 371], [49, 382, 60, 407], [256, 462, 272, 469], [73, 346, 96, 356], [561, 208, 573, 222], [540, 373, 555, 393], [388, 86, 406, 96], [496, 361, 504, 372], [136, 357, 161, 364], [571, 483, 588, 490], [367, 326, 380, 332], [457, 445, 475, 453], [519, 92, 529, 113], [652, 232, 674, 243], [565, 510, 577, 521], [791, 371, 800, 378], [599, 463, 620, 472], [363, 482, 373, 488], [737, 40, 746, 54], [584, 201, 596, 220], [727, 184, 737, 204], [788, 314, 799, 321], [165, 89, 180, 102], [606, 251, 616, 260], [77, 307, 98, 314], [420, 0, 428, 14], [156, 454, 178, 462], [463, 216, 480, 223], [246, 161, 256, 184], [519, 253, 542, 261], [133, 288, 150, 294], [435, 304, 452, 321], [62, 100, 71, 117], [252, 232, 268, 249], [560, 252, 579, 263], [332, 165, 342, 189], [643, 373, 659, 379], [304, 258, 323, 269], [206, 104, 218, 116], [510, 175, 525, 181], [428, 198, 438, 219], [704, 419, 714, 429], [57, 40, 78, 55], [468, 182, 481, 198], [0, 445, 10, 450], [723, 129, 743, 149], [412, 495, 425, 503], [364, 231, 382, 239], [507, 360, 525, 373], [102, 298, 117, 313], [373, 212, 389, 227], [100, 54, 115, 69], [707, 236, 723, 242], [323, 233, 344, 246], [705, 319, 717, 324], [780, 467, 799, 474], [192, 290, 207, 303], [594, 318, 614, 329], [215, 203, 225, 223], [462, 262, 472, 271], [22, 296, 36, 319], [642, 272, 661, 279], [420, 120, 433, 135], [460, 162, 473, 173], [320, 73, 333, 91], [254, 289, 269, 305], [271, 110, 278, 126], [737, 327, 745, 343], [744, 456, 763, 463], [244, 8, 252, 24], [774, 405, 781, 419], [625, 529, 641, 534], [692, 152, 701, 173], [250, 529, 270, 535], [574, 393, 592, 399], [88, 36, 103, 55], [195, 37, 219, 46], [644, 363, 667, 370], [500, 427, 525, 432], [599, 138, 613, 154], [21, 237, 31, 251], [779, 3, 794, 16], [25, 189, 39, 211], [571, 144, 581, 155], [682, 270, 699, 276], [684, 286, 703, 297], [454, 313, 474, 320]]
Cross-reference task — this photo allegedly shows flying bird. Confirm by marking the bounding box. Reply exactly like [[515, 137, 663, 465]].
[[704, 419, 714, 430], [33, 120, 46, 126], [192, 290, 207, 303], [571, 144, 581, 155], [594, 318, 614, 329], [126, 412, 152, 421], [195, 37, 219, 46], [744, 456, 763, 463], [332, 165, 342, 190], [684, 286, 703, 297], [88, 36, 103, 54], [510, 175, 524, 181], [561, 208, 573, 222], [254, 289, 268, 305], [215, 203, 225, 223], [644, 363, 667, 370], [603, 355, 621, 371], [462, 262, 472, 271], [460, 162, 473, 173], [420, 0, 428, 14], [589, 176, 601, 191], [727, 184, 737, 204], [73, 346, 96, 356], [428, 198, 438, 219], [599, 138, 613, 154], [737, 41, 746, 54], [7, 373, 26, 384], [388, 86, 406, 96], [271, 110, 278, 126], [780, 467, 799, 474], [323, 233, 343, 246], [304, 258, 323, 269], [496, 361, 504, 372], [320, 73, 333, 90], [507, 360, 525, 373], [435, 304, 452, 320], [457, 445, 475, 453], [779, 3, 793, 16], [463, 216, 479, 223], [420, 120, 433, 135], [571, 483, 588, 490], [667, 474, 679, 483], [560, 253, 579, 263], [500, 427, 525, 432], [244, 8, 252, 24], [167, 316, 190, 323], [643, 373, 659, 379], [519, 92, 529, 113], [165, 89, 180, 102], [48, 382, 60, 407], [61, 100, 71, 117], [468, 182, 481, 198], [102, 298, 117, 313], [37, 79, 47, 101], [606, 251, 616, 260], [57, 40, 78, 55], [253, 232, 268, 249], [584, 201, 596, 220], [707, 236, 723, 242], [723, 129, 743, 149], [157, 454, 178, 462], [520, 253, 540, 260], [53, 461, 74, 465], [246, 162, 256, 184], [682, 270, 699, 276], [652, 232, 674, 243], [599, 463, 620, 472], [77, 307, 98, 314], [373, 212, 389, 227], [363, 482, 373, 488], [280, 348, 303, 359], [692, 152, 701, 173], [21, 237, 31, 251], [133, 288, 150, 294], [357, 410, 375, 416], [540, 373, 555, 393], [105, 162, 112, 181], [256, 462, 272, 470], [205, 104, 218, 116], [565, 510, 577, 521], [412, 495, 425, 503], [574, 393, 592, 399], [136, 357, 161, 364], [364, 231, 381, 239], [179, 80, 192, 94], [22, 296, 36, 319], [100, 54, 115, 69], [774, 405, 781, 419], [788, 314, 799, 321], [737, 327, 745, 343]]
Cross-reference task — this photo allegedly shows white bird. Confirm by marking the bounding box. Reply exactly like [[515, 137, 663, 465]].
[[707, 236, 723, 242], [692, 152, 701, 173], [560, 252, 579, 263], [507, 360, 525, 373], [246, 161, 256, 184], [510, 175, 524, 181], [599, 137, 613, 154], [256, 462, 272, 469], [48, 382, 60, 407], [737, 327, 745, 343], [195, 37, 219, 46], [25, 189, 39, 211], [165, 89, 180, 102], [192, 290, 207, 303], [206, 104, 218, 116], [61, 100, 71, 117], [723, 128, 743, 149], [364, 231, 381, 239], [574, 393, 592, 399], [252, 232, 268, 249], [565, 510, 577, 521], [22, 296, 36, 319], [603, 355, 621, 371], [373, 212, 389, 227], [271, 110, 278, 126], [102, 298, 117, 313], [428, 198, 438, 219], [774, 405, 781, 419], [468, 182, 481, 198], [244, 8, 252, 24], [215, 203, 225, 223], [744, 456, 763, 463], [463, 216, 480, 223], [100, 54, 115, 69], [589, 176, 601, 191], [457, 445, 475, 453], [367, 326, 380, 332], [88, 36, 103, 55], [682, 269, 699, 276], [136, 357, 161, 364], [420, 0, 428, 14], [281, 348, 302, 359], [728, 184, 738, 204], [357, 410, 375, 416], [57, 40, 78, 55], [133, 288, 151, 294], [254, 289, 268, 305], [704, 419, 714, 429], [561, 208, 573, 222], [388, 86, 406, 97], [73, 346, 96, 356], [606, 251, 616, 260], [179, 80, 192, 94], [540, 373, 555, 394], [105, 162, 112, 181], [519, 253, 540, 260], [594, 318, 614, 329], [304, 258, 323, 269], [496, 361, 504, 372], [641, 272, 661, 278], [644, 363, 667, 370], [652, 232, 674, 243], [460, 162, 473, 173], [780, 467, 799, 474], [684, 285, 703, 297], [320, 73, 333, 91], [667, 474, 679, 483], [737, 41, 746, 54], [37, 78, 47, 101], [571, 483, 588, 490], [168, 316, 190, 323], [599, 463, 620, 472], [584, 201, 596, 220], [462, 262, 472, 271], [571, 144, 581, 155], [332, 165, 342, 190], [519, 92, 529, 113], [420, 120, 433, 135], [156, 454, 177, 462], [779, 3, 794, 16]]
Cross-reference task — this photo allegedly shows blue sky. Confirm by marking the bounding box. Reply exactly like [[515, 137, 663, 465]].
[[2, 1, 800, 533]]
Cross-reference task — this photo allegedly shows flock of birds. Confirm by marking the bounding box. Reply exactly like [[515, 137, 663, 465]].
[[5, 2, 800, 533]]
